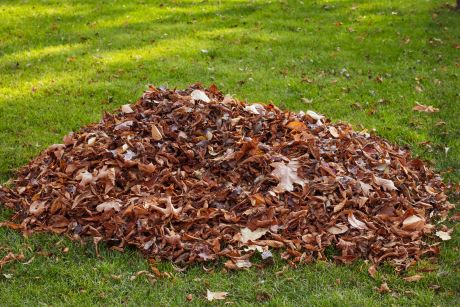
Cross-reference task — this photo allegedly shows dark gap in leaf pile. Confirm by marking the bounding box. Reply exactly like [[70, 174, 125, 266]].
[[0, 84, 455, 271]]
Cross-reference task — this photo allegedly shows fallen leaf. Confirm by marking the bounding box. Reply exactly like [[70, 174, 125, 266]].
[[376, 282, 391, 293], [348, 213, 368, 230], [306, 110, 324, 124], [328, 126, 339, 138], [244, 103, 265, 115], [206, 289, 228, 301], [403, 274, 423, 282], [29, 201, 46, 216], [374, 176, 398, 191], [151, 125, 163, 141], [121, 104, 134, 113], [286, 121, 307, 131], [435, 231, 451, 241], [402, 215, 425, 231], [96, 200, 122, 212], [191, 90, 210, 103], [270, 160, 306, 193], [412, 103, 439, 113], [368, 265, 377, 278], [239, 227, 268, 243], [327, 224, 349, 234]]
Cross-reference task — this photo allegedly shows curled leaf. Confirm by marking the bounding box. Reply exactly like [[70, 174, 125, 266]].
[[151, 125, 163, 141], [191, 90, 210, 103], [374, 176, 397, 191], [402, 215, 425, 231], [348, 213, 368, 230]]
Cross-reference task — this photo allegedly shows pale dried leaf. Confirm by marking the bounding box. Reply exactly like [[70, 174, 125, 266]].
[[435, 231, 451, 241], [151, 125, 163, 141], [239, 227, 268, 243], [327, 224, 349, 234], [270, 160, 306, 193], [412, 103, 439, 113], [96, 200, 122, 212], [191, 90, 210, 103], [329, 126, 339, 138], [206, 289, 228, 301], [121, 104, 134, 113], [374, 176, 398, 191], [348, 213, 368, 230], [29, 201, 46, 216], [244, 103, 265, 115], [402, 215, 425, 231], [368, 265, 377, 278]]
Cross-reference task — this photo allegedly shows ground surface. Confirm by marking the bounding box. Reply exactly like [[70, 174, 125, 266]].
[[0, 0, 459, 305]]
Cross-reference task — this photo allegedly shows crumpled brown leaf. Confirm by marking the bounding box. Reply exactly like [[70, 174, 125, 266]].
[[412, 103, 439, 113]]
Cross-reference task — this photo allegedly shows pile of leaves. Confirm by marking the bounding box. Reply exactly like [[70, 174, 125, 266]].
[[0, 84, 455, 271]]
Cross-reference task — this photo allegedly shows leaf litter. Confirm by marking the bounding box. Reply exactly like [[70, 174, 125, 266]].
[[0, 84, 455, 272]]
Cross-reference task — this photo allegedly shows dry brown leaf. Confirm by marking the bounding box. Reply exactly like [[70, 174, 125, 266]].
[[412, 103, 439, 113], [376, 282, 391, 293], [402, 215, 425, 231], [368, 264, 377, 278], [151, 125, 163, 141], [403, 274, 423, 282], [286, 121, 307, 131]]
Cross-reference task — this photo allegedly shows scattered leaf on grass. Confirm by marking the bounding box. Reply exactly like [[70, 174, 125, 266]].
[[403, 274, 423, 282], [376, 282, 391, 293], [435, 231, 451, 241], [368, 265, 377, 278], [412, 103, 439, 113], [206, 289, 228, 301]]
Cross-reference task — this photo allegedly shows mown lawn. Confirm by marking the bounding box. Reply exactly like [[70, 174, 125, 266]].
[[0, 0, 459, 305]]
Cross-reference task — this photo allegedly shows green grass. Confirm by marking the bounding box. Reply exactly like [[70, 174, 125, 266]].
[[0, 0, 459, 305]]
